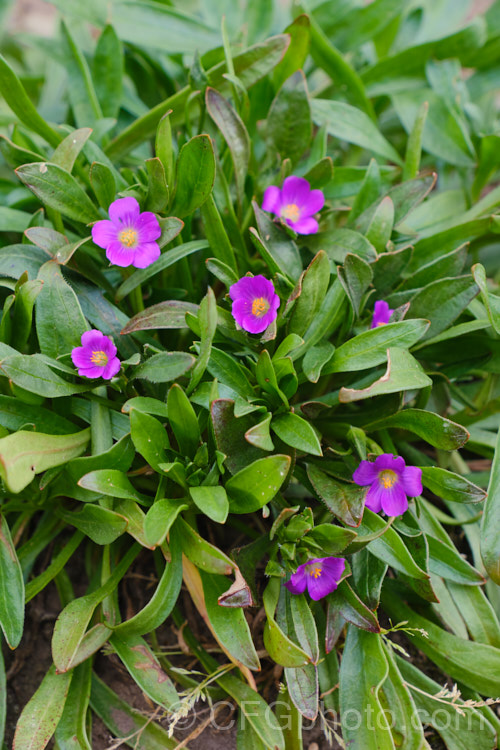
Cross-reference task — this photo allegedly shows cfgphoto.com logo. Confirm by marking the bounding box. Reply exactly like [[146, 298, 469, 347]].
[[165, 698, 495, 735]]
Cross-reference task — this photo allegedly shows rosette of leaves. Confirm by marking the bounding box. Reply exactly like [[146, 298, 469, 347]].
[[0, 2, 499, 749]]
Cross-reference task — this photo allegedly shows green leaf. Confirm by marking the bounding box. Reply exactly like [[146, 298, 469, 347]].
[[328, 580, 380, 633], [143, 500, 187, 549], [155, 112, 174, 189], [15, 162, 100, 223], [115, 240, 208, 301], [54, 661, 92, 750], [409, 275, 479, 340], [271, 412, 322, 457], [421, 467, 486, 504], [289, 250, 330, 337], [61, 20, 102, 128], [383, 586, 500, 696], [267, 70, 311, 165], [307, 465, 364, 527], [263, 578, 310, 668], [393, 89, 476, 167], [0, 428, 90, 493], [36, 261, 88, 358], [339, 348, 432, 403], [0, 515, 24, 648], [93, 24, 123, 119], [365, 409, 469, 450], [167, 383, 200, 458], [201, 196, 238, 273], [132, 351, 195, 383], [90, 674, 178, 750], [403, 100, 429, 181], [363, 196, 394, 252], [245, 412, 275, 451], [284, 663, 318, 721], [206, 87, 250, 206], [339, 627, 394, 750], [311, 99, 402, 164], [397, 657, 497, 750], [472, 263, 500, 335], [273, 14, 310, 90], [25, 531, 84, 603], [251, 203, 302, 282], [306, 14, 374, 117], [115, 536, 182, 637], [106, 34, 290, 160], [171, 134, 215, 218], [145, 157, 169, 213], [52, 545, 140, 672], [176, 517, 233, 575], [200, 570, 260, 670], [360, 509, 429, 580], [324, 320, 429, 373], [57, 504, 127, 545], [226, 455, 291, 513], [381, 645, 425, 750], [189, 287, 217, 393], [0, 54, 61, 148], [13, 666, 72, 750], [481, 424, 500, 584], [78, 469, 145, 504], [51, 127, 92, 173], [122, 300, 198, 334], [304, 524, 357, 556], [302, 341, 335, 383], [90, 161, 116, 210], [427, 535, 484, 585], [130, 409, 169, 474], [337, 253, 373, 317], [190, 485, 228, 524], [110, 632, 178, 709]]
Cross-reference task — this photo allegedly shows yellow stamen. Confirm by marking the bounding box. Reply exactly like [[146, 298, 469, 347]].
[[379, 469, 397, 489], [282, 203, 300, 222], [90, 350, 108, 366], [252, 297, 269, 317], [309, 566, 322, 579], [118, 228, 138, 248]]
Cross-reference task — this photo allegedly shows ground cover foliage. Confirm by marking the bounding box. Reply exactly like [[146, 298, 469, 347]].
[[0, 0, 500, 747]]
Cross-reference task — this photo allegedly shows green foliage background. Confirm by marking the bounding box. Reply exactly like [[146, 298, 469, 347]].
[[0, 0, 499, 748]]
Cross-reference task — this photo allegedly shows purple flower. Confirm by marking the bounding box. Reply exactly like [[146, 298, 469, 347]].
[[371, 300, 394, 328], [71, 330, 121, 380], [353, 453, 422, 517], [285, 557, 346, 601], [262, 176, 325, 235], [91, 196, 161, 269], [229, 275, 280, 334]]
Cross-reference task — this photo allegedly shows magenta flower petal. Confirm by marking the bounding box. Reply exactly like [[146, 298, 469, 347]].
[[131, 242, 161, 269], [354, 452, 417, 518], [290, 217, 319, 235], [92, 220, 118, 249], [371, 300, 394, 328], [285, 557, 346, 601], [262, 185, 282, 214], [285, 564, 308, 594], [364, 482, 384, 512], [380, 484, 409, 516], [71, 329, 120, 381], [230, 275, 280, 333], [109, 196, 140, 225], [92, 197, 161, 269], [282, 176, 311, 205], [260, 176, 324, 236], [401, 466, 423, 497], [352, 460, 378, 486], [301, 189, 325, 215], [136, 211, 162, 241]]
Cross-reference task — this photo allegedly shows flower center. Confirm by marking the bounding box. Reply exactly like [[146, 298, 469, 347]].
[[251, 297, 269, 317], [379, 469, 397, 489], [282, 203, 300, 222], [307, 564, 322, 579], [90, 350, 109, 366], [118, 228, 138, 248]]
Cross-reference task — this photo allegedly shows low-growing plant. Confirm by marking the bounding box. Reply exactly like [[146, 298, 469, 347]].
[[0, 1, 500, 748]]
